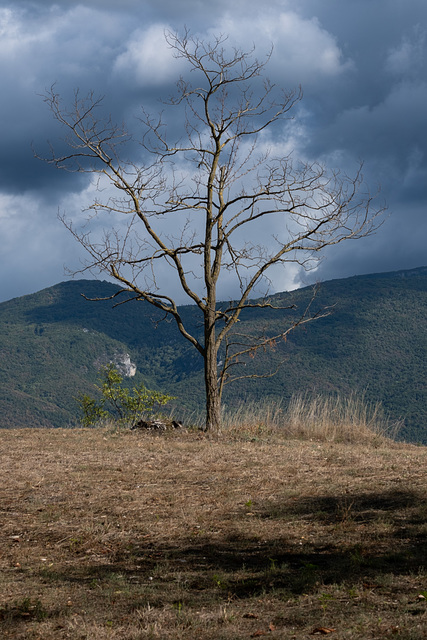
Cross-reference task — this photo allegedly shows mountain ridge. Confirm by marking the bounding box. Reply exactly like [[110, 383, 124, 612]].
[[0, 267, 426, 442]]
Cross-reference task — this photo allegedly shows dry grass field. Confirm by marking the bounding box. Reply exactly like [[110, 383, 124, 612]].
[[0, 423, 426, 639]]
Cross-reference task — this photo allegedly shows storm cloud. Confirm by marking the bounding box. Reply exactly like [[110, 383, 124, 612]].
[[0, 0, 426, 302]]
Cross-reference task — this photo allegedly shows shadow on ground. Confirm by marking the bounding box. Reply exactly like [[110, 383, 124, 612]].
[[29, 488, 426, 613]]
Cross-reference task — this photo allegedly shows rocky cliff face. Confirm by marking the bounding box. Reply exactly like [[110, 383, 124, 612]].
[[95, 352, 137, 377], [113, 353, 137, 377]]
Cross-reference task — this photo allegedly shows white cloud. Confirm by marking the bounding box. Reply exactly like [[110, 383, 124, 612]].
[[111, 12, 352, 93], [210, 10, 353, 84], [113, 24, 186, 87], [270, 12, 353, 78], [0, 5, 125, 88]]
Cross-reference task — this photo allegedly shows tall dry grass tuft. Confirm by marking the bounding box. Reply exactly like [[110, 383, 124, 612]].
[[220, 399, 285, 438], [174, 399, 286, 439], [220, 393, 401, 443], [282, 392, 402, 443]]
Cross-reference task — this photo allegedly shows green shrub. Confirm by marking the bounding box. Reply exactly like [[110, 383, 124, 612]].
[[78, 365, 173, 427]]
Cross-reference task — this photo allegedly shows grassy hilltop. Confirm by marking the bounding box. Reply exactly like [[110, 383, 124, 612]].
[[0, 426, 426, 639]]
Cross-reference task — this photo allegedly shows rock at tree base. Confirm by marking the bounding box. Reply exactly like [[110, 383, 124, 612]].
[[131, 419, 183, 431]]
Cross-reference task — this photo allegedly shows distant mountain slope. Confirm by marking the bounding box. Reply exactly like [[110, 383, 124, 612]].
[[0, 268, 426, 442]]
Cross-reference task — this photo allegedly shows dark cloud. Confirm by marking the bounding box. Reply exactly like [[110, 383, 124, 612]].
[[0, 0, 426, 302]]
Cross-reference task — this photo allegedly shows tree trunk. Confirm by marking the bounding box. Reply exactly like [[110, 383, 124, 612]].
[[204, 310, 221, 432]]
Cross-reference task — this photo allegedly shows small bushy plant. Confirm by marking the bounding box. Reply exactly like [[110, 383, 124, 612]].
[[78, 365, 173, 427]]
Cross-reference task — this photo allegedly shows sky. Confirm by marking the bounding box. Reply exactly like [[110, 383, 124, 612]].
[[0, 0, 426, 303]]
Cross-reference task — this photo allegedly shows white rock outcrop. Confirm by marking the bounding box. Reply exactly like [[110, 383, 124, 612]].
[[114, 353, 137, 377], [94, 352, 137, 377]]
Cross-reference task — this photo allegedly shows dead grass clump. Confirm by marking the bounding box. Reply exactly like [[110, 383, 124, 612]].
[[219, 398, 284, 440], [282, 393, 402, 443], [219, 393, 401, 444]]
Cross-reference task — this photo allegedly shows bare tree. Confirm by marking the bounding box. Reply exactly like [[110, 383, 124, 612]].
[[41, 31, 383, 431]]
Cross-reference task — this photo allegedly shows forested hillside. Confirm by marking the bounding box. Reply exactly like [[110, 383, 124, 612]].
[[0, 267, 426, 442]]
